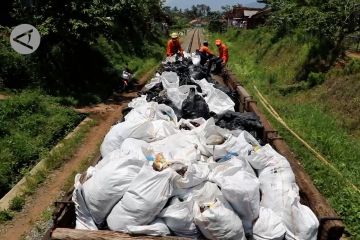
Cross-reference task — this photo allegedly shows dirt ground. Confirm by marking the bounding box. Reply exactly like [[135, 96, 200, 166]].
[[346, 50, 360, 59], [0, 94, 9, 100], [0, 68, 156, 240]]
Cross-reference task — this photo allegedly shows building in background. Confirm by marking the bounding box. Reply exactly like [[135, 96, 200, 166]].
[[224, 5, 270, 29]]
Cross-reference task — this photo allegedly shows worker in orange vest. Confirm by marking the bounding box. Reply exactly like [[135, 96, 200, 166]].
[[198, 40, 213, 65], [166, 32, 184, 57], [213, 39, 229, 73]]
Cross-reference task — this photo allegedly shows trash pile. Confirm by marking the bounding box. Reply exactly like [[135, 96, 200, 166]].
[[72, 54, 319, 240]]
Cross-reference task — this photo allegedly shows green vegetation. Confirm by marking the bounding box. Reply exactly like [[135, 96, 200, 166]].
[[9, 195, 26, 212], [0, 210, 14, 223], [0, 118, 94, 225], [267, 0, 360, 47], [210, 28, 360, 238], [0, 90, 84, 197], [22, 118, 95, 196], [1, 0, 167, 105]]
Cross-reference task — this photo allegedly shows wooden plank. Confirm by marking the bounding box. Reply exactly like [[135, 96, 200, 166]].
[[235, 84, 344, 240], [52, 228, 190, 240]]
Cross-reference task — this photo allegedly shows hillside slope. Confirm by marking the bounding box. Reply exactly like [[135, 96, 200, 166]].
[[210, 28, 360, 238]]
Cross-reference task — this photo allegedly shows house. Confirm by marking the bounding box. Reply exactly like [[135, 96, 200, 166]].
[[224, 5, 269, 29], [247, 8, 272, 29]]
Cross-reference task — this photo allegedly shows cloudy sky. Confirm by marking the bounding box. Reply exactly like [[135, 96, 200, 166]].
[[164, 0, 265, 11]]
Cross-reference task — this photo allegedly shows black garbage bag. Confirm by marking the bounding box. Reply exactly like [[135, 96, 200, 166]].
[[181, 88, 210, 119], [161, 98, 182, 120], [144, 82, 164, 102], [216, 111, 263, 139], [190, 65, 208, 80]]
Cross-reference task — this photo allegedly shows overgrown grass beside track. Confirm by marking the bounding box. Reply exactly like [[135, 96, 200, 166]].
[[0, 90, 84, 197], [210, 28, 360, 238]]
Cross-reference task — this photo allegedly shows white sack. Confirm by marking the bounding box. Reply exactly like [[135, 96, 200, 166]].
[[255, 145, 319, 240], [258, 165, 296, 213], [161, 71, 179, 89], [178, 117, 207, 131], [100, 119, 178, 157], [247, 143, 290, 170], [205, 88, 235, 115], [195, 79, 234, 114], [209, 158, 260, 234], [183, 51, 191, 59], [191, 53, 201, 66], [107, 164, 177, 231], [196, 78, 214, 96], [116, 138, 150, 161], [175, 181, 222, 206], [253, 207, 286, 240], [280, 188, 319, 240], [175, 162, 210, 189], [128, 95, 148, 108], [149, 132, 202, 164], [167, 85, 198, 109], [143, 73, 162, 91], [124, 102, 177, 124], [234, 130, 261, 160], [159, 198, 199, 237], [194, 195, 246, 240], [97, 139, 149, 169], [198, 118, 240, 160], [126, 218, 170, 236], [72, 174, 97, 230], [82, 155, 144, 225]]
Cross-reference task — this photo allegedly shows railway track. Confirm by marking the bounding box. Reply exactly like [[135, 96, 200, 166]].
[[48, 30, 345, 240], [186, 28, 202, 53]]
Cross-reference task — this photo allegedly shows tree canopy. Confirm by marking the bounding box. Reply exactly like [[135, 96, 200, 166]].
[[268, 0, 360, 45]]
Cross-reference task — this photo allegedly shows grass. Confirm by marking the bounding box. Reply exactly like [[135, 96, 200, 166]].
[[0, 90, 85, 197], [0, 118, 95, 226], [256, 98, 360, 237], [9, 195, 26, 212], [62, 144, 100, 193], [0, 210, 14, 223], [209, 27, 360, 238], [22, 118, 96, 196]]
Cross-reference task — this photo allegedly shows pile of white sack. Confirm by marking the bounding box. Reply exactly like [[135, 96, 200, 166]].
[[72, 68, 319, 240]]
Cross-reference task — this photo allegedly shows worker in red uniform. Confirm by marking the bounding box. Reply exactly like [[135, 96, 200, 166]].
[[198, 40, 213, 65], [213, 39, 229, 73], [166, 32, 184, 57]]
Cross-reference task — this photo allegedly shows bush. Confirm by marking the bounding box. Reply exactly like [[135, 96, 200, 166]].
[[9, 195, 26, 211], [0, 210, 14, 223], [307, 72, 326, 87], [0, 34, 37, 89], [344, 59, 360, 75]]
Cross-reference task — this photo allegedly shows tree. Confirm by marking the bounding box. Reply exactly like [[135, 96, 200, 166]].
[[268, 0, 360, 47]]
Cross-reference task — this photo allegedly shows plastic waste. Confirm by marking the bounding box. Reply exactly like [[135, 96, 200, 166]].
[[82, 154, 145, 225], [126, 218, 170, 236], [73, 174, 98, 230], [107, 164, 177, 231], [181, 88, 210, 119], [159, 198, 200, 237], [253, 207, 286, 240], [194, 195, 246, 240]]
